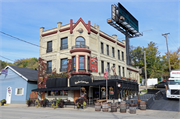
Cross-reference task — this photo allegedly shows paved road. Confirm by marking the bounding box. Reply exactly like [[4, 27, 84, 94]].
[[150, 89, 180, 112], [0, 106, 180, 119]]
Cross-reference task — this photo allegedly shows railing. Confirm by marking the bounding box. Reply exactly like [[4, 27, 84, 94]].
[[60, 46, 68, 50], [60, 68, 67, 72], [71, 45, 89, 49]]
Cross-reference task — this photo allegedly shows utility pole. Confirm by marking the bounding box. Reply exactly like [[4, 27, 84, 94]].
[[144, 51, 147, 90], [162, 33, 171, 72]]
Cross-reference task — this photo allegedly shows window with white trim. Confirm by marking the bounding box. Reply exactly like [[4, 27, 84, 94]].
[[15, 88, 24, 95]]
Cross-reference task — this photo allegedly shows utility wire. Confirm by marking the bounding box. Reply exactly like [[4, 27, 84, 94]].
[[0, 31, 46, 49], [0, 56, 14, 62]]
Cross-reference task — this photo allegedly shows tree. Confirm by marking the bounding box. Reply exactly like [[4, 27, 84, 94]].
[[130, 41, 163, 78], [0, 60, 13, 70], [14, 58, 38, 69], [162, 47, 180, 72]]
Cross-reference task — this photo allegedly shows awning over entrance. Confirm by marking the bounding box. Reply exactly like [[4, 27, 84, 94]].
[[70, 75, 92, 86]]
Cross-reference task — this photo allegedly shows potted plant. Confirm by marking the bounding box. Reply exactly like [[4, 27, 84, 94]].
[[26, 99, 32, 107], [109, 87, 114, 95], [43, 98, 49, 107], [101, 87, 106, 92], [76, 97, 87, 109], [35, 99, 40, 108], [1, 99, 6, 106]]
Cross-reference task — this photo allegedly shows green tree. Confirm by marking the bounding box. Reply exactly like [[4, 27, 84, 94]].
[[0, 60, 13, 70], [130, 41, 163, 78]]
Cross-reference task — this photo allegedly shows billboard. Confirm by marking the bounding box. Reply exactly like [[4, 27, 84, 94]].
[[112, 3, 139, 33], [90, 57, 98, 72]]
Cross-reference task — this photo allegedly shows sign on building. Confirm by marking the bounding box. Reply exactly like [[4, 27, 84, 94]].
[[90, 57, 98, 72]]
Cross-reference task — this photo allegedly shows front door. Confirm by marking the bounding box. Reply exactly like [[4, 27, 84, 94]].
[[74, 90, 80, 103], [6, 87, 12, 104]]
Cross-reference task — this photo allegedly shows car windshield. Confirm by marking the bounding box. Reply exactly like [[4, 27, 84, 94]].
[[168, 80, 180, 85]]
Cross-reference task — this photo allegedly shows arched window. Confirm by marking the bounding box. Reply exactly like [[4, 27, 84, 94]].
[[76, 37, 85, 48]]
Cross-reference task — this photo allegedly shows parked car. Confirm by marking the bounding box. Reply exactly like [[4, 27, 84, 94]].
[[154, 81, 168, 88]]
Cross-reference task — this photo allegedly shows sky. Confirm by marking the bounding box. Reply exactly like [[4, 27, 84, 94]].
[[0, 0, 179, 63]]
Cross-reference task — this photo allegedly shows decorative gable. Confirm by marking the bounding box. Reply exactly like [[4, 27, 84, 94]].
[[70, 18, 91, 34]]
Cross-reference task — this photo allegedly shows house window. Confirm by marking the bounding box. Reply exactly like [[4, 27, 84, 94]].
[[76, 37, 85, 48], [118, 50, 120, 60], [106, 45, 109, 55], [15, 88, 24, 95], [107, 62, 110, 73], [60, 58, 67, 72], [72, 56, 76, 70], [101, 61, 104, 73], [79, 56, 85, 69], [122, 51, 124, 61], [47, 61, 52, 73], [101, 42, 104, 53], [61, 37, 68, 50], [112, 47, 115, 57], [47, 41, 52, 53], [118, 66, 121, 76], [122, 67, 125, 77]]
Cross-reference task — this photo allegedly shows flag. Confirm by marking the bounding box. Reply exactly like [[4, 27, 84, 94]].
[[104, 69, 107, 80]]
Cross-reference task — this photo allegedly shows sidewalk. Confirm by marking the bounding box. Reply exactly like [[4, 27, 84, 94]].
[[1, 103, 180, 119]]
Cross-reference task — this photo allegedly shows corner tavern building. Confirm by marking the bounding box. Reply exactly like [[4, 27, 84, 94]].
[[37, 18, 140, 103]]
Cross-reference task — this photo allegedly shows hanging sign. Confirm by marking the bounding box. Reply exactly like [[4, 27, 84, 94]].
[[90, 57, 98, 72]]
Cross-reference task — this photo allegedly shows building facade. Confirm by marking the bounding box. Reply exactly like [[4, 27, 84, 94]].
[[38, 18, 139, 102], [0, 66, 38, 104]]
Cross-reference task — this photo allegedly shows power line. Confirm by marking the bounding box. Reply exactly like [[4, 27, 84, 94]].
[[0, 56, 14, 62], [0, 31, 46, 49]]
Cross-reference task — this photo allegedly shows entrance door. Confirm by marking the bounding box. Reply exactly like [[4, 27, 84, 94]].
[[74, 90, 80, 103], [6, 87, 12, 104]]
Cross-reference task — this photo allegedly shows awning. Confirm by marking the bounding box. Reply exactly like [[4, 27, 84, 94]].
[[32, 87, 81, 92]]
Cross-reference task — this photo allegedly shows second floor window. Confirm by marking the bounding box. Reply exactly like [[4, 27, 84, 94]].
[[118, 50, 120, 60], [122, 51, 124, 61], [107, 45, 109, 55], [47, 41, 52, 53], [107, 62, 110, 73], [61, 58, 67, 71], [101, 61, 104, 73], [112, 47, 115, 57], [118, 66, 121, 76], [79, 56, 85, 69], [61, 37, 68, 50], [47, 61, 52, 73], [122, 67, 125, 77], [101, 42, 104, 53], [72, 56, 76, 70]]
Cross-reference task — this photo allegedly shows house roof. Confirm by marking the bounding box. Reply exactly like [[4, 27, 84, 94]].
[[5, 65, 38, 82]]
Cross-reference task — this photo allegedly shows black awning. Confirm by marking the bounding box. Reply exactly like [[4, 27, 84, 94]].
[[70, 75, 92, 86], [32, 87, 81, 92], [46, 77, 67, 88]]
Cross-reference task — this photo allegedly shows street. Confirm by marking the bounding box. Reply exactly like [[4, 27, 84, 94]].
[[0, 105, 180, 119]]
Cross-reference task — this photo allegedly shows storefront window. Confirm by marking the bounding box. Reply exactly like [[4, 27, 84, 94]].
[[79, 56, 85, 69], [48, 91, 68, 96]]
